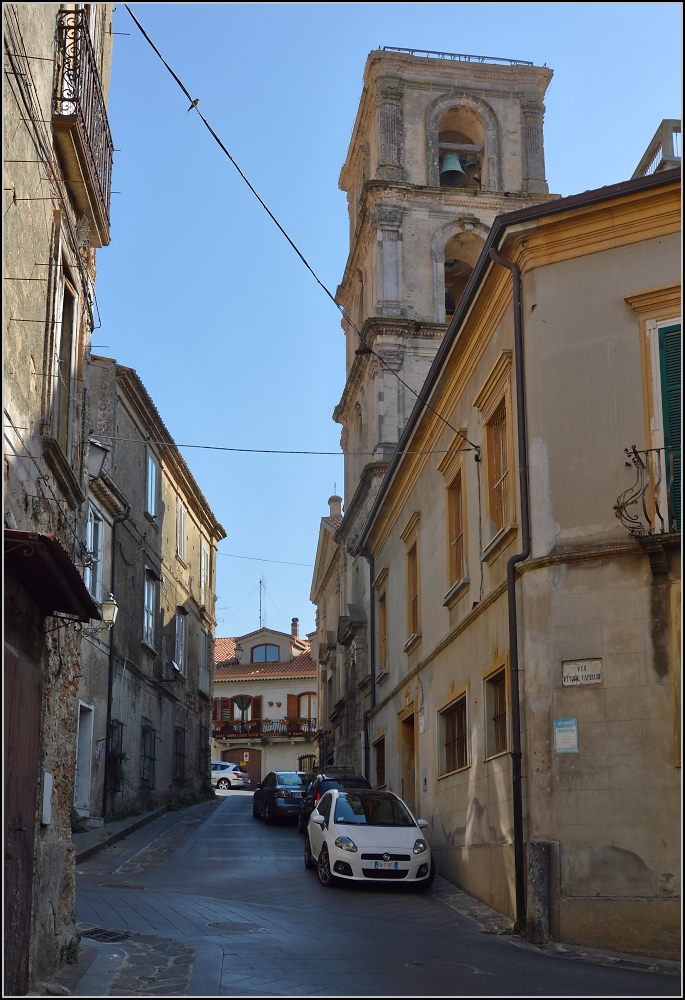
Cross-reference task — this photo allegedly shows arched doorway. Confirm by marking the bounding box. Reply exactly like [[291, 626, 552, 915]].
[[223, 747, 261, 787]]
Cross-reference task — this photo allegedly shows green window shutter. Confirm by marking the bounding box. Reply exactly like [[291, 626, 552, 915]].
[[659, 323, 681, 530]]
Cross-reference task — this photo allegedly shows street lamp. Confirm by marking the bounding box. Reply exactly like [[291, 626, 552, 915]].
[[87, 438, 109, 480], [235, 642, 244, 664]]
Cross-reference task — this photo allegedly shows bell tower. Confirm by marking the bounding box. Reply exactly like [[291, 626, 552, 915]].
[[313, 47, 554, 772], [334, 47, 554, 512]]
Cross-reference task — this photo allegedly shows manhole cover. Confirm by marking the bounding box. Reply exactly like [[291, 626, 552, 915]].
[[81, 927, 132, 943], [208, 921, 266, 933], [406, 961, 488, 975]]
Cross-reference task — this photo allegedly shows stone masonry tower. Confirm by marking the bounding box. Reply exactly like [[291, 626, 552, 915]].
[[313, 48, 554, 770]]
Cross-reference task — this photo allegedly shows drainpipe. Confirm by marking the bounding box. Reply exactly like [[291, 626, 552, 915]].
[[102, 505, 130, 820], [488, 246, 530, 932], [360, 548, 376, 782]]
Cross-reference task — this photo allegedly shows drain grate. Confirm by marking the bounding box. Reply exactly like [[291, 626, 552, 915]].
[[81, 927, 133, 943], [208, 921, 266, 933], [406, 961, 488, 975]]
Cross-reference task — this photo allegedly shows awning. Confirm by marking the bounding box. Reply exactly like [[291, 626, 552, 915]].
[[4, 530, 101, 622]]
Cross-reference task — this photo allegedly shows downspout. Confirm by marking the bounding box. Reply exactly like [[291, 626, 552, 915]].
[[101, 505, 131, 820], [488, 247, 530, 932], [360, 548, 376, 781]]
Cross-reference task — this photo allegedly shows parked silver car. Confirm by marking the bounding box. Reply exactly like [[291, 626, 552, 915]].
[[211, 761, 250, 789]]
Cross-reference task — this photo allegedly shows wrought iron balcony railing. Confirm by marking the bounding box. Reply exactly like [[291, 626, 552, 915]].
[[212, 718, 317, 740], [53, 8, 113, 247], [614, 445, 681, 536]]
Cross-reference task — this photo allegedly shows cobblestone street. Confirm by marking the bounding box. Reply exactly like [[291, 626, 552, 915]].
[[33, 792, 675, 997]]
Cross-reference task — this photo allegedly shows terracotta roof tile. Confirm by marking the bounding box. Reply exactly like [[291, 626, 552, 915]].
[[214, 650, 316, 680]]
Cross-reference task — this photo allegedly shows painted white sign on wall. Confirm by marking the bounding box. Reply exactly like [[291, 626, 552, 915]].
[[554, 718, 579, 754], [562, 658, 602, 686]]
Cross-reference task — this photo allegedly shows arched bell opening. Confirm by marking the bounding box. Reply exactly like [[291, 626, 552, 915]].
[[443, 230, 485, 319], [438, 106, 485, 190]]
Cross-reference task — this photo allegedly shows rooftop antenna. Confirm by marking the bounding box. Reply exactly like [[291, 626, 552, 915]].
[[259, 575, 266, 629]]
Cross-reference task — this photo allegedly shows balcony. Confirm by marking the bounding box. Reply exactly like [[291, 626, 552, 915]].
[[615, 445, 680, 537], [53, 9, 113, 247], [212, 718, 317, 741], [632, 119, 681, 179]]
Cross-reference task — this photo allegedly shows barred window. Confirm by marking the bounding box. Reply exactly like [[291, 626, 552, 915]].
[[173, 726, 186, 783], [486, 669, 507, 757], [108, 719, 124, 793], [441, 697, 468, 775], [140, 725, 156, 788]]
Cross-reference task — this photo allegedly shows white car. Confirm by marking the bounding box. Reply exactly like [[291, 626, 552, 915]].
[[304, 788, 434, 888], [210, 761, 250, 789]]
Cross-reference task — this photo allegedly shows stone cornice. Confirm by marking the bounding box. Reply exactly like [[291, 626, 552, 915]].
[[88, 470, 129, 519]]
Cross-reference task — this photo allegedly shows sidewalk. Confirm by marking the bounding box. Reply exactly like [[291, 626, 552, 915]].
[[71, 806, 168, 865]]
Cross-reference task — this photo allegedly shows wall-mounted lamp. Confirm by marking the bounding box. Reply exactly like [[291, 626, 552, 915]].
[[45, 593, 118, 635], [235, 643, 244, 664], [88, 438, 109, 480]]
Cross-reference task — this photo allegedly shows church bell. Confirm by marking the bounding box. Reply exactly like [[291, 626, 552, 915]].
[[440, 152, 467, 187]]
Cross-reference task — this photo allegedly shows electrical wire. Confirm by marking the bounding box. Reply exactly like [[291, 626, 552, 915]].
[[218, 553, 313, 568], [123, 5, 479, 458]]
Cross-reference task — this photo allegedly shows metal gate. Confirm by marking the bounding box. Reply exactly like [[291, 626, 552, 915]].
[[4, 642, 42, 996]]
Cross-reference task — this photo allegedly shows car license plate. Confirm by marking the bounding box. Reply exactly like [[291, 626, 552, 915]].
[[375, 861, 398, 870]]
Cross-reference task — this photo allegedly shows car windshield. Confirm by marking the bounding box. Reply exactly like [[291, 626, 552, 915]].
[[334, 792, 415, 827], [276, 773, 306, 787]]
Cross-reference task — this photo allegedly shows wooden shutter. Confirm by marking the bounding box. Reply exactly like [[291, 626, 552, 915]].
[[252, 696, 262, 721], [659, 323, 681, 529], [287, 694, 298, 719]]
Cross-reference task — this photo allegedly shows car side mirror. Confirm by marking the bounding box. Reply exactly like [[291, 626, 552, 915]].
[[311, 811, 325, 827], [254, 783, 261, 790], [417, 819, 428, 829]]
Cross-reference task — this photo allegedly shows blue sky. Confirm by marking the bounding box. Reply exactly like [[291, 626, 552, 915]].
[[97, 2, 681, 640]]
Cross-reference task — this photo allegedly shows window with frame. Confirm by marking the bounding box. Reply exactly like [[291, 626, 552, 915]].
[[177, 500, 187, 561], [252, 643, 279, 663], [174, 610, 187, 672], [658, 322, 681, 530], [299, 692, 317, 724], [54, 267, 78, 456], [198, 629, 209, 695], [486, 399, 510, 536], [407, 541, 419, 637], [84, 505, 103, 600], [173, 726, 186, 783], [140, 725, 156, 788], [485, 668, 508, 757], [440, 696, 468, 775], [143, 572, 156, 649], [374, 737, 386, 787], [447, 468, 465, 586], [200, 543, 210, 607], [146, 452, 158, 518], [378, 590, 388, 670]]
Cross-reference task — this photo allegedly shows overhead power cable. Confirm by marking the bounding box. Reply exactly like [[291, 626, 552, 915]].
[[218, 552, 313, 568], [123, 6, 479, 457]]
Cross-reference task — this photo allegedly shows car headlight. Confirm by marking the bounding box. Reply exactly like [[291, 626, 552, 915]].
[[334, 836, 358, 853], [413, 838, 428, 855]]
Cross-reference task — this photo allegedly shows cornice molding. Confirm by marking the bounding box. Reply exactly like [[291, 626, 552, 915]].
[[625, 283, 681, 319]]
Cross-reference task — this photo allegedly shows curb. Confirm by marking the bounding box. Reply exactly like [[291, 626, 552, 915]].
[[73, 806, 167, 864]]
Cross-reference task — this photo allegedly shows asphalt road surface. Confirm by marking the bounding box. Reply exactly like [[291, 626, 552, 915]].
[[75, 790, 681, 996]]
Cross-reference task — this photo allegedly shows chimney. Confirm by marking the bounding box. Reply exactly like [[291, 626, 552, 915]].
[[328, 495, 342, 519], [291, 617, 299, 638]]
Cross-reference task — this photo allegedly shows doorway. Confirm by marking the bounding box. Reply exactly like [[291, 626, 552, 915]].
[[74, 703, 94, 815], [223, 747, 262, 788]]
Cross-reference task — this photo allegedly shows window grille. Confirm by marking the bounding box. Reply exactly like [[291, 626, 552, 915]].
[[444, 697, 468, 773], [173, 727, 186, 783], [108, 719, 124, 793], [140, 725, 156, 788]]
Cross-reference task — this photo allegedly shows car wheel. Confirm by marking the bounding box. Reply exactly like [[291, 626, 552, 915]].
[[415, 858, 435, 890], [304, 835, 315, 869], [317, 846, 337, 887], [252, 799, 260, 818], [264, 802, 275, 825], [217, 778, 230, 790]]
